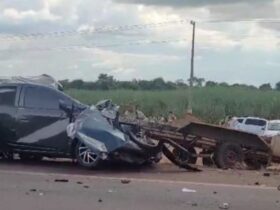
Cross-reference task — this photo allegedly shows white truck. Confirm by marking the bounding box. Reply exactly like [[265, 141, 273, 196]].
[[228, 117, 280, 137]]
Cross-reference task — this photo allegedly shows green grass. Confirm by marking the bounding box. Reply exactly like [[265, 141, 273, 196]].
[[66, 87, 280, 123]]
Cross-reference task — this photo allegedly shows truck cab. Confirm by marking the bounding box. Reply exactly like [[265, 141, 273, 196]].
[[229, 117, 268, 136]]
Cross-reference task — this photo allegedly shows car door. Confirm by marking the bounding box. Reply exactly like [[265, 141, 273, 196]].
[[0, 86, 19, 148], [14, 85, 70, 154]]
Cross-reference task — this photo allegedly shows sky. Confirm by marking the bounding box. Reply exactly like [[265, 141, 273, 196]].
[[0, 0, 280, 86]]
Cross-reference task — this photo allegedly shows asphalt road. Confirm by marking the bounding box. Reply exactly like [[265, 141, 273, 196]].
[[0, 159, 279, 210]]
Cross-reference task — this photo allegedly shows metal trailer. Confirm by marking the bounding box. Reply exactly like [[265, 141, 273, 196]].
[[123, 120, 272, 170]]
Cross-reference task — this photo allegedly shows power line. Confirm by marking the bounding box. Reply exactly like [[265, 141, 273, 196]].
[[0, 19, 190, 41], [200, 18, 280, 23], [0, 38, 188, 52], [0, 18, 279, 41]]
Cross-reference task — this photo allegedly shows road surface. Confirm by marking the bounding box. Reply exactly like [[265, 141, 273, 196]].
[[0, 159, 279, 210]]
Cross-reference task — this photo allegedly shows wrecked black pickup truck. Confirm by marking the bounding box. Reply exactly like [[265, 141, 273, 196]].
[[0, 78, 195, 170]]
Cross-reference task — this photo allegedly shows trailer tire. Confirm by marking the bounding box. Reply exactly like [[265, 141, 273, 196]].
[[214, 142, 244, 169]]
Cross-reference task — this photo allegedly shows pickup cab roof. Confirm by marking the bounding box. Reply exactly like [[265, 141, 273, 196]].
[[0, 74, 63, 91]]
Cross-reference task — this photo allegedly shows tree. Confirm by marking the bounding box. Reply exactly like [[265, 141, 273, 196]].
[[96, 74, 116, 90], [219, 82, 229, 87], [188, 77, 205, 87], [205, 81, 217, 87], [175, 79, 188, 88], [259, 83, 272, 91], [152, 77, 166, 90], [70, 79, 84, 89], [275, 82, 280, 91]]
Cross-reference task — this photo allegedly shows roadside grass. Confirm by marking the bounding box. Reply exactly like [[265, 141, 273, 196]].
[[66, 87, 280, 123]]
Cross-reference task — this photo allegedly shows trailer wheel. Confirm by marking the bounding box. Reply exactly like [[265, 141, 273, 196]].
[[214, 142, 244, 169], [172, 147, 197, 164]]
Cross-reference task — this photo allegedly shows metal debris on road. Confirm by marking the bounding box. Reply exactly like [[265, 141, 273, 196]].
[[219, 202, 230, 209], [54, 179, 69, 183], [29, 189, 37, 192], [121, 179, 131, 184], [182, 188, 197, 193], [191, 202, 198, 207]]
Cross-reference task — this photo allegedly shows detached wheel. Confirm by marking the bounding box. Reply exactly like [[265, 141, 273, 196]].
[[172, 147, 197, 164], [76, 141, 100, 169], [214, 143, 244, 169]]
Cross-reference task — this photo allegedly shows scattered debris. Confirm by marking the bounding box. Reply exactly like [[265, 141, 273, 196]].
[[108, 189, 114, 193], [263, 172, 270, 177], [39, 192, 44, 196], [83, 185, 89, 189], [55, 179, 69, 183], [191, 202, 198, 207], [76, 181, 83, 185], [277, 185, 280, 191], [182, 188, 197, 193], [254, 182, 260, 186], [98, 198, 103, 203], [219, 202, 230, 209], [213, 191, 217, 194], [121, 179, 131, 184], [267, 165, 280, 172], [30, 189, 37, 192]]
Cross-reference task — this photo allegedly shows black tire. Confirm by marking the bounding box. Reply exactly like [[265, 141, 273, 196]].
[[172, 147, 197, 164], [19, 154, 42, 161], [75, 141, 100, 169], [214, 142, 244, 169]]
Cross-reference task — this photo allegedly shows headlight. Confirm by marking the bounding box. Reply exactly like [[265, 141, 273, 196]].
[[78, 132, 108, 153]]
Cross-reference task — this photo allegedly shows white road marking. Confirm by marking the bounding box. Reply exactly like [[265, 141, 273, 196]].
[[0, 169, 276, 190]]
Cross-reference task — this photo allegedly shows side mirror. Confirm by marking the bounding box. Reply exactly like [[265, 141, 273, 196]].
[[59, 100, 72, 116]]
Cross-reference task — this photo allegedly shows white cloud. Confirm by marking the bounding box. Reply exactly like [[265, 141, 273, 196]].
[[3, 6, 61, 22], [266, 61, 280, 67], [0, 0, 280, 85], [110, 67, 136, 74]]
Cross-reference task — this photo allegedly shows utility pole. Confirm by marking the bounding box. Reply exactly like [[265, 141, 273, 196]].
[[187, 20, 196, 114]]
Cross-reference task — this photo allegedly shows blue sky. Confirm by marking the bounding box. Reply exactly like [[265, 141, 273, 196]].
[[0, 0, 279, 86]]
